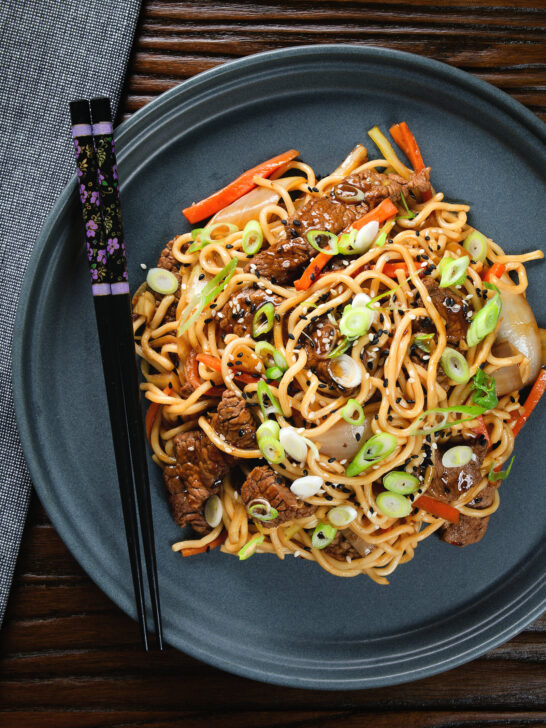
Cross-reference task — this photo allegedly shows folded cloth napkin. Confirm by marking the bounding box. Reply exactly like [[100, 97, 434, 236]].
[[0, 0, 141, 625]]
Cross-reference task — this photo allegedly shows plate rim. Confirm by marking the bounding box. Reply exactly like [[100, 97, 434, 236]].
[[13, 44, 546, 689]]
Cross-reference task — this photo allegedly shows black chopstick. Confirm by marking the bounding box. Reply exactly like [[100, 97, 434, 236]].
[[90, 96, 164, 650], [69, 99, 163, 650]]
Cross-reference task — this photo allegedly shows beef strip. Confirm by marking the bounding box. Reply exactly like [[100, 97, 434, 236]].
[[155, 237, 183, 322], [286, 196, 369, 237], [344, 167, 431, 206], [163, 430, 230, 534], [210, 389, 257, 449], [427, 441, 488, 502], [325, 530, 375, 561], [241, 466, 316, 529], [217, 286, 281, 337], [245, 237, 315, 285], [441, 484, 495, 547], [418, 276, 469, 344]]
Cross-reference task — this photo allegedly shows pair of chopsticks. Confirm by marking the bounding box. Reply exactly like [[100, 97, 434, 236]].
[[69, 98, 163, 651]]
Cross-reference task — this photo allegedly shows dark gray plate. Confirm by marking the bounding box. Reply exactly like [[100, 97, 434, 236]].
[[13, 46, 546, 689]]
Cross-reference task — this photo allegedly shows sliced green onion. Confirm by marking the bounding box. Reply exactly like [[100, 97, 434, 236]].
[[248, 502, 279, 521], [258, 437, 284, 464], [341, 399, 365, 426], [257, 420, 280, 441], [414, 333, 434, 353], [439, 256, 470, 287], [467, 292, 502, 348], [204, 494, 223, 528], [345, 432, 398, 477], [488, 456, 515, 482], [178, 258, 237, 336], [411, 404, 485, 435], [339, 305, 373, 338], [471, 368, 498, 410], [146, 267, 179, 295], [327, 505, 358, 528], [337, 230, 358, 255], [374, 223, 389, 248], [463, 230, 488, 262], [279, 428, 308, 462], [255, 341, 288, 371], [188, 222, 238, 253], [242, 220, 263, 256], [383, 471, 419, 495], [257, 380, 282, 417], [442, 445, 473, 468], [440, 347, 470, 384], [252, 302, 275, 338], [238, 533, 264, 560], [398, 191, 415, 220], [306, 230, 338, 256], [266, 365, 284, 380], [327, 337, 351, 358], [311, 523, 337, 550], [376, 491, 412, 518]]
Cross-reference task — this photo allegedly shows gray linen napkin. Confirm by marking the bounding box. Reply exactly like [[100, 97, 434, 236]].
[[0, 0, 141, 625]]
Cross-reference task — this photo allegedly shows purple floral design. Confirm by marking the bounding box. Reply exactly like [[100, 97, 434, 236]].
[[90, 268, 98, 281], [107, 237, 119, 254], [79, 184, 87, 203], [73, 139, 82, 156], [86, 219, 98, 238], [98, 170, 105, 187], [112, 163, 118, 181], [97, 249, 107, 264], [90, 191, 99, 205]]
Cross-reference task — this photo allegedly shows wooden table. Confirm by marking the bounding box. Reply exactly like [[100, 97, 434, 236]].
[[2, 1, 545, 725]]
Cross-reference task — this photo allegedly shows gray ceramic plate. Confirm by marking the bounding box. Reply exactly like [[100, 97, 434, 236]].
[[13, 46, 546, 689]]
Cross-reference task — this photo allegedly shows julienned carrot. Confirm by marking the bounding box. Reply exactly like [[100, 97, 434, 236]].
[[186, 350, 203, 390], [180, 531, 227, 557], [351, 198, 398, 231], [145, 385, 172, 440], [414, 495, 460, 524], [472, 415, 491, 449], [182, 149, 300, 224], [294, 252, 332, 291], [381, 260, 427, 277], [512, 368, 546, 437], [196, 352, 260, 385], [482, 262, 506, 282], [389, 122, 432, 201]]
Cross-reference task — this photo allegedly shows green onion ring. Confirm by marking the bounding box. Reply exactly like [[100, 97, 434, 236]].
[[242, 220, 263, 256], [341, 399, 365, 426], [252, 302, 275, 338]]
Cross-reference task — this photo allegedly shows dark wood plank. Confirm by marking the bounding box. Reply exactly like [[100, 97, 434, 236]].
[[2, 1, 545, 725]]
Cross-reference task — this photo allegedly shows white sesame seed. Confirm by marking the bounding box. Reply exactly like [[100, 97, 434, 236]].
[[140, 263, 147, 270]]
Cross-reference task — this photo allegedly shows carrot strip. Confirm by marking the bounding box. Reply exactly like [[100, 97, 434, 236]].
[[472, 415, 491, 449], [414, 495, 460, 524], [294, 251, 333, 291], [381, 260, 427, 278], [196, 352, 261, 385], [512, 368, 546, 437], [182, 149, 300, 224], [351, 198, 398, 231], [482, 262, 506, 282], [180, 531, 227, 557], [145, 385, 172, 441], [186, 350, 203, 389], [389, 122, 432, 201]]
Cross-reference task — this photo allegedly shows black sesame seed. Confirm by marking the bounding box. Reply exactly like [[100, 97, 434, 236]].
[[288, 333, 295, 340], [198, 273, 205, 280], [225, 244, 233, 249], [355, 433, 361, 441]]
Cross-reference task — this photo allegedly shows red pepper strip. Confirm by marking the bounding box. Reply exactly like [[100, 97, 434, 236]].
[[512, 368, 546, 437], [145, 385, 173, 441], [294, 251, 332, 291], [472, 415, 491, 449], [389, 122, 433, 201], [482, 262, 506, 282], [351, 198, 399, 231], [182, 149, 300, 224], [196, 352, 260, 385], [413, 495, 460, 524], [180, 531, 227, 557], [185, 351, 224, 396]]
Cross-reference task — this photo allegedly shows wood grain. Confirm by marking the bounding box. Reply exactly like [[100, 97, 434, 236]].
[[2, 1, 545, 725]]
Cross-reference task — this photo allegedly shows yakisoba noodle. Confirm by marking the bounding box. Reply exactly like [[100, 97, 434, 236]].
[[133, 127, 544, 583]]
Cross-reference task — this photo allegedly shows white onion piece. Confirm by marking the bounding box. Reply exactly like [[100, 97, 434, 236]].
[[352, 292, 378, 325], [204, 495, 223, 528], [332, 144, 368, 177], [354, 221, 379, 253], [279, 427, 308, 462], [497, 284, 541, 386], [328, 354, 362, 389], [342, 529, 375, 557], [290, 476, 323, 499], [317, 417, 373, 461], [210, 177, 302, 229]]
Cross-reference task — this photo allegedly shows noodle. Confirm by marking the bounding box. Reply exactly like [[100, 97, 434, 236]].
[[133, 141, 543, 583]]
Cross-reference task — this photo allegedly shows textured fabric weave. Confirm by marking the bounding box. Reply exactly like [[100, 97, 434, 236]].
[[0, 0, 141, 625]]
